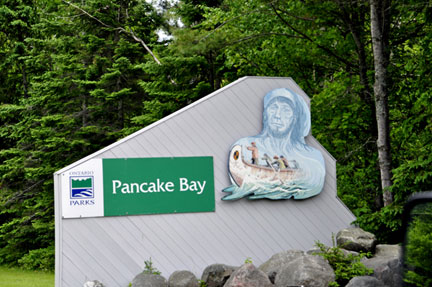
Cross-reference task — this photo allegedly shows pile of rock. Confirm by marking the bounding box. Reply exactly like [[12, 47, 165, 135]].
[[84, 227, 402, 287]]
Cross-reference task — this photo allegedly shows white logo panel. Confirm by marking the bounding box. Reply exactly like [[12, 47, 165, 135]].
[[61, 159, 104, 218]]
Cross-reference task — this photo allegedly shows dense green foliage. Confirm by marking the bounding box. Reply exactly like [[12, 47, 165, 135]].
[[315, 240, 372, 287], [1, 0, 431, 271], [404, 203, 432, 286]]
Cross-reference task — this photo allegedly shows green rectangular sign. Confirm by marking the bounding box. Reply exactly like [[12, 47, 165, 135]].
[[103, 157, 215, 216]]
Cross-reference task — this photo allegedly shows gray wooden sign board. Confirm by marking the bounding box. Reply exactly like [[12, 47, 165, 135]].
[[54, 76, 355, 287]]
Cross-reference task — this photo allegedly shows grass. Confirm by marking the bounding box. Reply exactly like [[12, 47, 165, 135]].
[[0, 266, 54, 287]]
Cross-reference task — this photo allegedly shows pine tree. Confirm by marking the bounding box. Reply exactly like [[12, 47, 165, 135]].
[[0, 0, 165, 269]]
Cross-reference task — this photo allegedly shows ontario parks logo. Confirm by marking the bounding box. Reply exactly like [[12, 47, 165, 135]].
[[70, 176, 94, 199]]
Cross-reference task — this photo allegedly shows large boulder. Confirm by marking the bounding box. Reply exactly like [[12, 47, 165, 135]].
[[168, 270, 198, 287], [361, 256, 402, 287], [132, 273, 168, 287], [223, 263, 273, 287], [307, 247, 360, 257], [259, 250, 304, 283], [345, 276, 386, 287], [336, 227, 377, 252], [83, 281, 104, 287], [201, 264, 237, 287], [374, 244, 402, 258], [274, 254, 335, 287]]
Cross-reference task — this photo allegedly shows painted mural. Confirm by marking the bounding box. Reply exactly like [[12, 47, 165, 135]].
[[222, 88, 325, 200]]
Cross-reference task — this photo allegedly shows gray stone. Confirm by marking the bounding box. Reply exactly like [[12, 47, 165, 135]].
[[307, 246, 360, 257], [274, 254, 335, 287], [361, 256, 402, 287], [168, 270, 198, 287], [374, 244, 402, 258], [306, 247, 323, 255], [201, 264, 237, 287], [223, 263, 273, 287], [132, 273, 168, 287], [83, 281, 104, 287], [259, 250, 305, 283], [340, 248, 361, 257], [336, 227, 377, 252], [345, 276, 386, 287]]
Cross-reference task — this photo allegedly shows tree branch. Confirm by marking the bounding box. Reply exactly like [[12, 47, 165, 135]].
[[271, 6, 316, 21], [62, 0, 161, 65], [270, 3, 355, 69], [228, 32, 303, 45], [4, 179, 45, 207], [199, 1, 279, 42]]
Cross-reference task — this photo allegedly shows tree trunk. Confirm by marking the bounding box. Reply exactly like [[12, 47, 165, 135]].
[[370, 0, 393, 206], [82, 95, 87, 127]]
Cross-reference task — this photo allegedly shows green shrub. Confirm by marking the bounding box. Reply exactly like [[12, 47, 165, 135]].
[[143, 258, 161, 275], [18, 245, 55, 272], [354, 203, 404, 244], [314, 240, 372, 287], [403, 203, 432, 287]]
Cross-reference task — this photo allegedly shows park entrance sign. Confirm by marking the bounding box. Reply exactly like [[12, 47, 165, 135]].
[[61, 157, 214, 218], [54, 77, 356, 287]]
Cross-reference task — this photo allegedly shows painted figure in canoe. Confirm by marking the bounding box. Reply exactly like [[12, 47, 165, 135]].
[[222, 88, 325, 200]]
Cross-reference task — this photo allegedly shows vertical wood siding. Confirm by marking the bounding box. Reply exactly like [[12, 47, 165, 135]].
[[55, 77, 355, 287]]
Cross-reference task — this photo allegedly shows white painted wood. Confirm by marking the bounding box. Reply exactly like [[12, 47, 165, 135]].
[[54, 174, 62, 287], [61, 256, 85, 287], [55, 77, 356, 287]]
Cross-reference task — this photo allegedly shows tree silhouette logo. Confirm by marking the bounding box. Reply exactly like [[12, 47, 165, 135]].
[[70, 176, 94, 199]]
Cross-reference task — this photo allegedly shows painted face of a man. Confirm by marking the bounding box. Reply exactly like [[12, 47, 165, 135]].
[[266, 99, 294, 137]]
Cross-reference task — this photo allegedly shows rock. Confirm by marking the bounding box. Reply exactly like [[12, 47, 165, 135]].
[[259, 250, 304, 283], [306, 247, 323, 255], [307, 247, 360, 257], [361, 256, 402, 287], [274, 254, 335, 287], [132, 273, 168, 287], [345, 276, 386, 287], [340, 248, 361, 257], [168, 270, 198, 287], [223, 263, 273, 287], [83, 280, 104, 287], [201, 264, 237, 287], [374, 244, 402, 258], [336, 227, 377, 252]]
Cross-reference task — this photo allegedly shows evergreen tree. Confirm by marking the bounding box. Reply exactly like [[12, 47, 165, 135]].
[[1, 0, 431, 270], [131, 0, 230, 129], [184, 0, 432, 241], [0, 0, 164, 269]]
